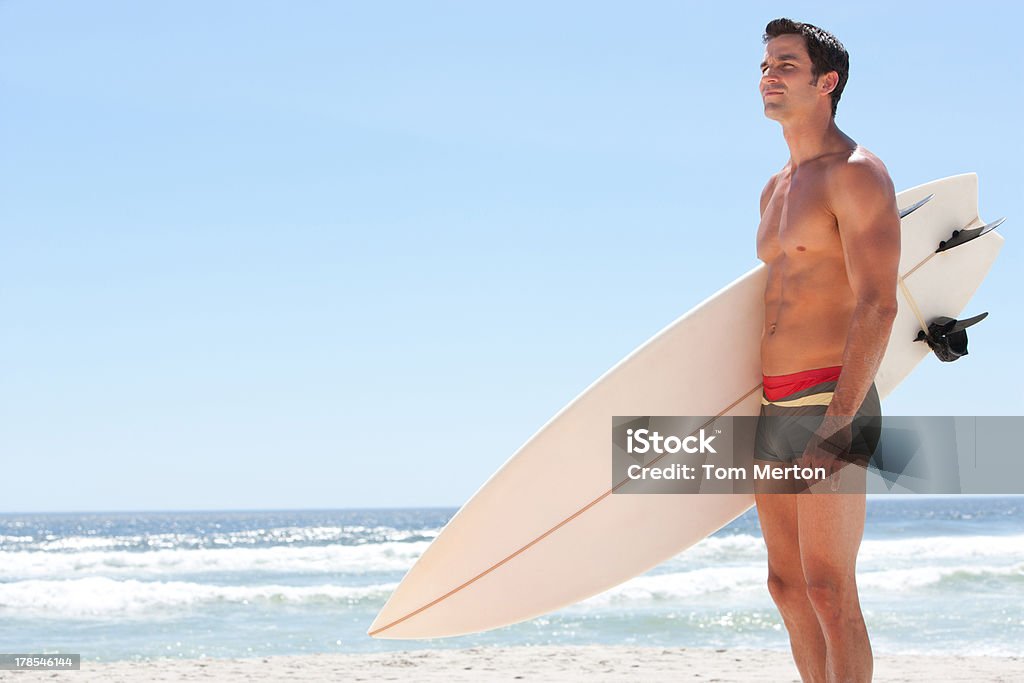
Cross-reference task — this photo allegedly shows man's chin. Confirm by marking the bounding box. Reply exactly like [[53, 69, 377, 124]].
[[762, 104, 785, 121]]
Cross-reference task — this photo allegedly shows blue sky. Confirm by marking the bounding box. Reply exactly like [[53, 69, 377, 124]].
[[2, 2, 1021, 512]]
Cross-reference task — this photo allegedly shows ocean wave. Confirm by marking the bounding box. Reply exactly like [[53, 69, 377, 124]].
[[1, 525, 441, 552], [858, 534, 1024, 563], [0, 577, 396, 619], [0, 534, 767, 582], [0, 535, 35, 544], [3, 529, 1021, 587], [687, 532, 1024, 563], [580, 566, 767, 606], [0, 540, 430, 580], [579, 562, 1023, 606], [667, 532, 1024, 570], [0, 567, 1018, 623], [678, 534, 767, 561], [858, 563, 1024, 590]]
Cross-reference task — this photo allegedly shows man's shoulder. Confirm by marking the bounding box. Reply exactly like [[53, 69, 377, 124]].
[[759, 166, 788, 214], [762, 169, 782, 193], [823, 147, 898, 219], [825, 146, 893, 195]]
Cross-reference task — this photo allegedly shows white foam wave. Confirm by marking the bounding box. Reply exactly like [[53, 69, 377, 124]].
[[4, 529, 1021, 590], [677, 533, 1024, 566], [680, 534, 767, 560], [0, 540, 429, 580], [0, 535, 34, 543], [0, 577, 396, 618], [5, 525, 440, 552], [577, 561, 1023, 607], [581, 566, 767, 606], [858, 562, 1024, 590], [36, 536, 137, 551], [0, 562, 1018, 622], [859, 534, 1024, 562]]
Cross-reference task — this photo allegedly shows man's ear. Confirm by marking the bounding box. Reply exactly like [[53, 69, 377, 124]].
[[821, 71, 839, 94]]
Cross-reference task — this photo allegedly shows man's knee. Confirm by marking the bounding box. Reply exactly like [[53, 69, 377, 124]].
[[804, 576, 857, 625], [767, 571, 807, 613]]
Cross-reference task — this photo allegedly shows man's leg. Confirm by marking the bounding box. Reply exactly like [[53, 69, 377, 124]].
[[797, 477, 872, 683], [755, 474, 828, 683]]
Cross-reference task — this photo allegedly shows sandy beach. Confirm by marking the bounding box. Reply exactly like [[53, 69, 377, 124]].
[[3, 646, 1020, 682]]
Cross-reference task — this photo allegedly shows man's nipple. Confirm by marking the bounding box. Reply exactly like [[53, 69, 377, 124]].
[[796, 245, 806, 252]]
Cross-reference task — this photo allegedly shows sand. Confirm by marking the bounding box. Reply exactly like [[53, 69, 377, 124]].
[[2, 645, 1021, 682]]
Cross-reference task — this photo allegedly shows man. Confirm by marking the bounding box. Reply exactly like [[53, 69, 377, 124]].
[[752, 18, 900, 683]]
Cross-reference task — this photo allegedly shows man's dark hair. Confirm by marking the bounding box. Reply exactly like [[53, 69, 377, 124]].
[[763, 18, 849, 118]]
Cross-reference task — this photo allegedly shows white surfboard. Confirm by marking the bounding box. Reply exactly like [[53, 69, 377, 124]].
[[369, 174, 1004, 639]]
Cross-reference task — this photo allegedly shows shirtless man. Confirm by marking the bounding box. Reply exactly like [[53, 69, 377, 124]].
[[753, 18, 900, 683]]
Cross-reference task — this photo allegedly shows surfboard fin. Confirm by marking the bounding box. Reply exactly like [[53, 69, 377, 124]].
[[899, 194, 933, 220], [936, 217, 1006, 253], [914, 312, 988, 362]]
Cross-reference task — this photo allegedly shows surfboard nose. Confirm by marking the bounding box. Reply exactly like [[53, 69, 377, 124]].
[[367, 594, 408, 638], [366, 612, 389, 638]]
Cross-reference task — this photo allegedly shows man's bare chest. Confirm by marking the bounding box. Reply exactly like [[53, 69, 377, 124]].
[[757, 178, 842, 263]]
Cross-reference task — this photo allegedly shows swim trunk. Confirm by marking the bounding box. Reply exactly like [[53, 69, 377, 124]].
[[754, 365, 882, 464]]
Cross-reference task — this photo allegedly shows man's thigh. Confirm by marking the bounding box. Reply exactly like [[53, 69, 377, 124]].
[[754, 486, 803, 581], [756, 459, 869, 584], [796, 484, 867, 582]]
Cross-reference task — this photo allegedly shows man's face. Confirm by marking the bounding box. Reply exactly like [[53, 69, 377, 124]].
[[760, 34, 830, 121]]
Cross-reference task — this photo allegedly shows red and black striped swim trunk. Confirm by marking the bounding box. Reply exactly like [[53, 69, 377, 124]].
[[754, 365, 882, 464]]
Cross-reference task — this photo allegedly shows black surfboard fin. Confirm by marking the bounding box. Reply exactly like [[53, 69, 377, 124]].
[[936, 217, 1005, 253], [899, 194, 933, 220], [913, 312, 989, 362]]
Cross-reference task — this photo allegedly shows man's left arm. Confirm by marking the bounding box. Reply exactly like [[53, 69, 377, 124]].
[[826, 158, 902, 420]]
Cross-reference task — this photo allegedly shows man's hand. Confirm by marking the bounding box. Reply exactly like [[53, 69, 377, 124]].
[[797, 416, 854, 491]]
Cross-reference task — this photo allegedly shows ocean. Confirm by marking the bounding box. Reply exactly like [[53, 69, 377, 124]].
[[1, 498, 1021, 662]]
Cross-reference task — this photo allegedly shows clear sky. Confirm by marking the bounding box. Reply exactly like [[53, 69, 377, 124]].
[[2, 1, 1021, 512]]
